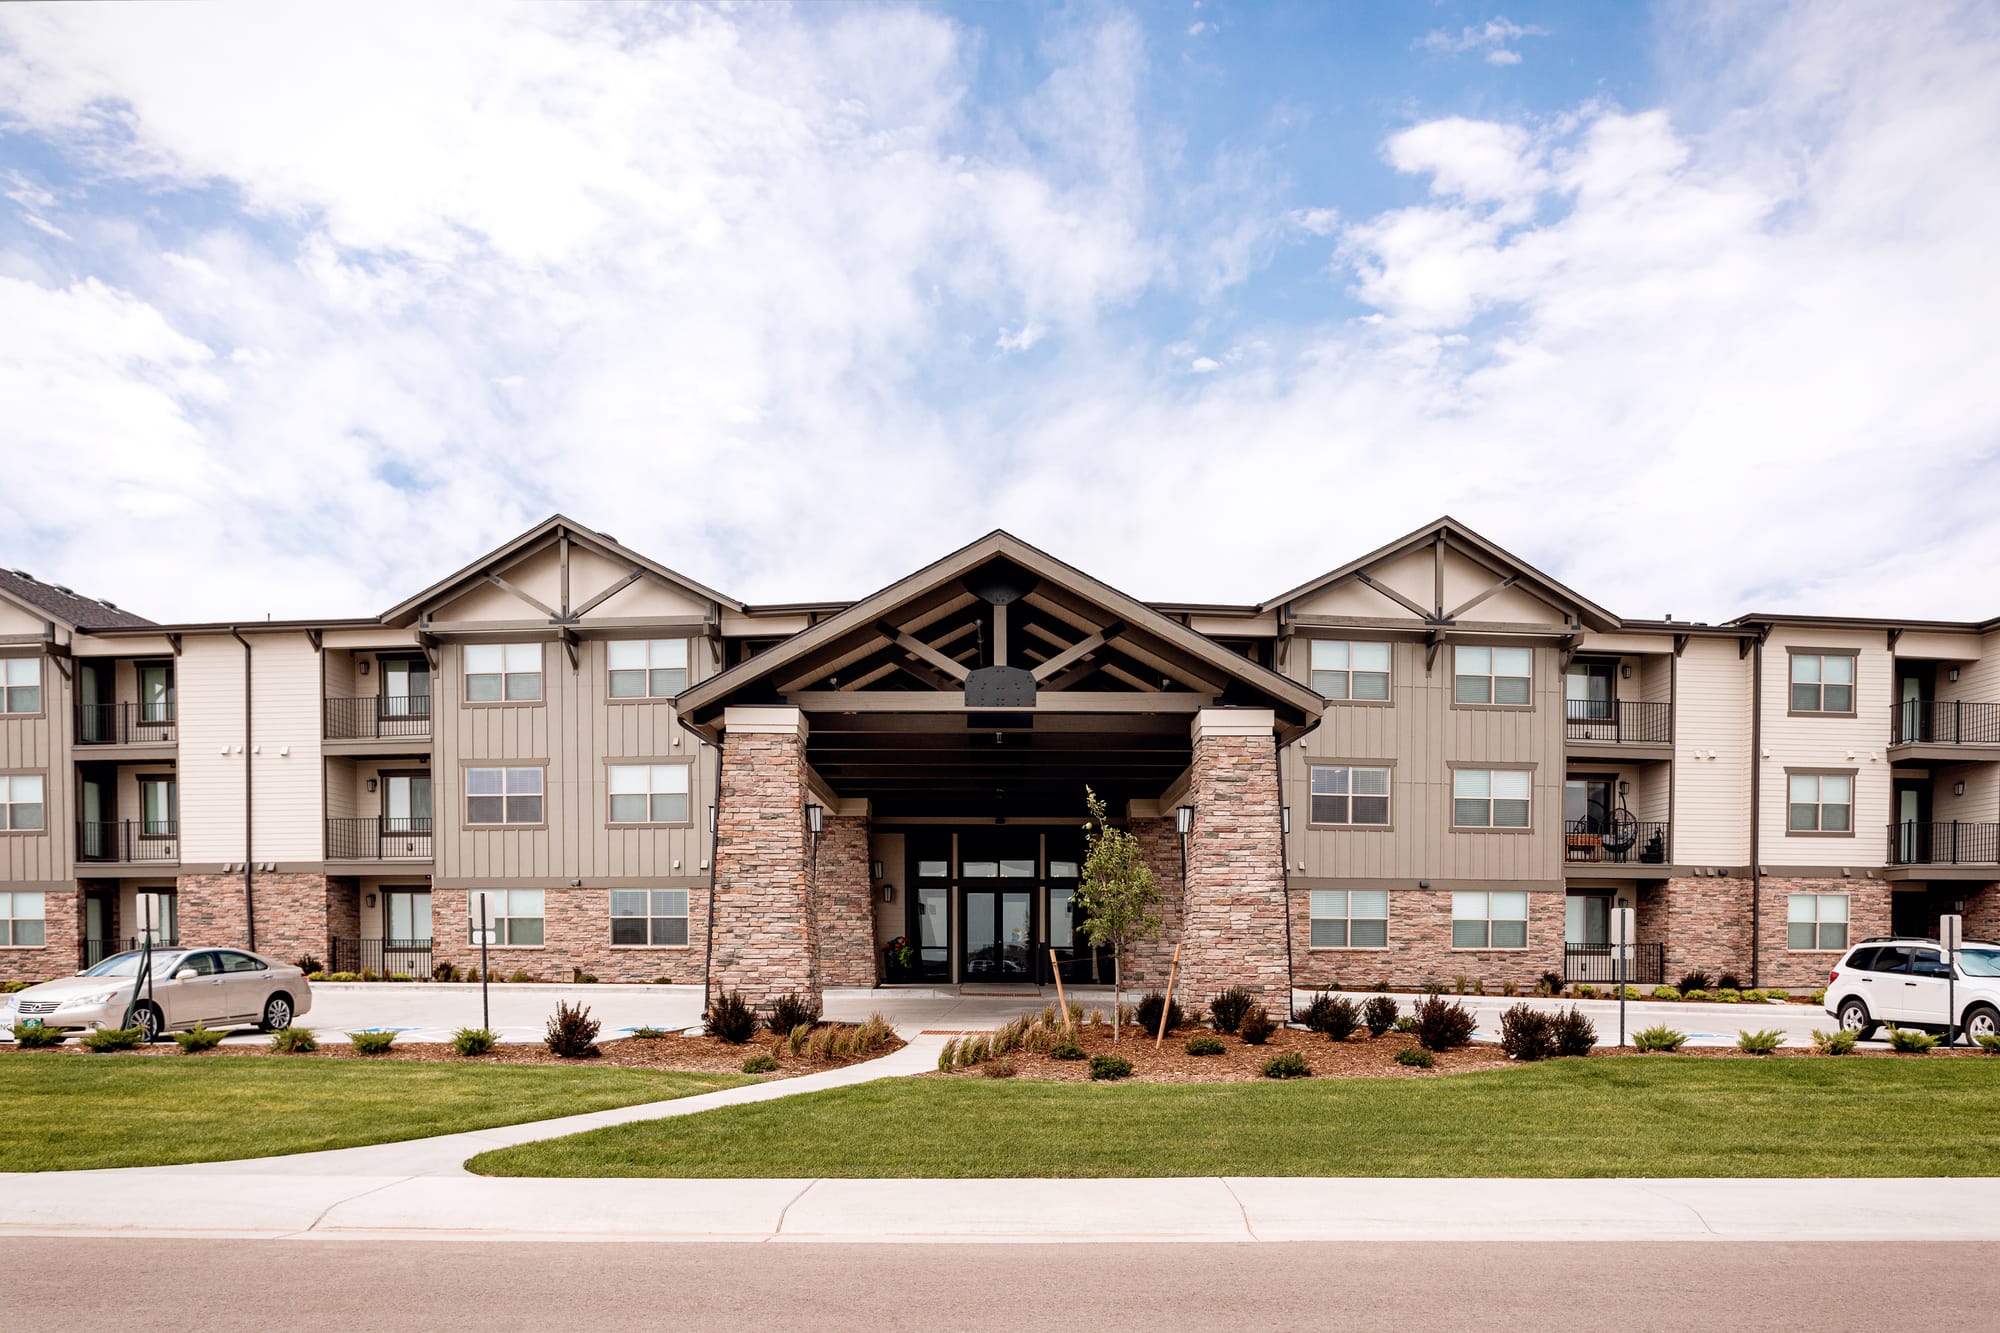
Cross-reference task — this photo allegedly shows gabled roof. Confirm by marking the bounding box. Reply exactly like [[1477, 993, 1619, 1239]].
[[0, 567, 154, 630], [1260, 516, 1621, 632], [381, 514, 744, 624], [676, 529, 1325, 732]]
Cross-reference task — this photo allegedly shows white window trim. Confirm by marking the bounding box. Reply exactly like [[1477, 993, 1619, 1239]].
[[1308, 889, 1390, 950], [465, 766, 546, 826], [1450, 891, 1531, 951], [606, 763, 693, 826], [607, 639, 691, 700], [609, 888, 692, 948], [1306, 765, 1393, 827], [1786, 892, 1850, 952], [1453, 645, 1534, 708]]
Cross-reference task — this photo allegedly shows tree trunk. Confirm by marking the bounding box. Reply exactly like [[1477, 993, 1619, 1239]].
[[1111, 939, 1123, 1041]]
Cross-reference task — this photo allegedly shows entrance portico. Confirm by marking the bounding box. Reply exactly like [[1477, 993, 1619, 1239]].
[[677, 532, 1322, 1009]]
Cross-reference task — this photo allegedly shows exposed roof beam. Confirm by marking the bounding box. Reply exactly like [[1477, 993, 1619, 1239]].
[[485, 572, 560, 621], [783, 690, 1215, 714], [1032, 624, 1121, 682], [570, 568, 643, 620], [879, 620, 971, 683], [1443, 574, 1520, 623], [1355, 570, 1433, 621]]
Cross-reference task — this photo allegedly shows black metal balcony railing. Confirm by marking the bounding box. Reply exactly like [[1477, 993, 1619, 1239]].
[[324, 695, 432, 741], [1565, 817, 1671, 865], [1888, 820, 2000, 867], [1566, 699, 1672, 745], [76, 820, 179, 864], [326, 816, 433, 861], [1890, 700, 2000, 747], [1564, 942, 1665, 986], [327, 937, 434, 979], [75, 701, 176, 745], [82, 935, 180, 969]]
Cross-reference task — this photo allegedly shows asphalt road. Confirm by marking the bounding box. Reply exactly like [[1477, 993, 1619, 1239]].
[[11, 1238, 1999, 1331]]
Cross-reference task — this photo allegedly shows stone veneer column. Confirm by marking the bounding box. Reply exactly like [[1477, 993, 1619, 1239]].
[[816, 813, 878, 987], [709, 706, 818, 1008], [1125, 817, 1186, 991], [1178, 708, 1290, 1003]]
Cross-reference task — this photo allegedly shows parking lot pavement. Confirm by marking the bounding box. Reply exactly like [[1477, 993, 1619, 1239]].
[[218, 981, 710, 1045]]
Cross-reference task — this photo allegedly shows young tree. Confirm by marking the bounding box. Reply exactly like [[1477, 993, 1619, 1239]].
[[1074, 786, 1162, 1041]]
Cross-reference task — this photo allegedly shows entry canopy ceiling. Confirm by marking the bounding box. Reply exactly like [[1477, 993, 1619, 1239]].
[[677, 532, 1324, 818]]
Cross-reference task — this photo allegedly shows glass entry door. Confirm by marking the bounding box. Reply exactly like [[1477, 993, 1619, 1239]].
[[963, 889, 1033, 980]]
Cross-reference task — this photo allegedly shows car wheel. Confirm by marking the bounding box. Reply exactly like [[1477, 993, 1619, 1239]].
[[1838, 998, 1877, 1040], [1962, 1004, 2000, 1045], [133, 1003, 163, 1044], [260, 994, 293, 1032]]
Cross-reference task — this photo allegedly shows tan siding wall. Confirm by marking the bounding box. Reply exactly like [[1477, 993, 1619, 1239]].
[[0, 601, 47, 634], [323, 649, 358, 704], [1, 653, 66, 881], [177, 636, 247, 863], [1934, 760, 2000, 824], [1282, 639, 1563, 882], [1760, 628, 1892, 866], [1671, 638, 1752, 864], [1938, 629, 2000, 702], [173, 634, 323, 862]]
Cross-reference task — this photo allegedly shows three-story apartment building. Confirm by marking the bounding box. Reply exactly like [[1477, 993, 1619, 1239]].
[[4, 517, 1997, 1005]]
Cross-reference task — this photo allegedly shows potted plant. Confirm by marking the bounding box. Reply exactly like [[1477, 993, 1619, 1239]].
[[884, 936, 919, 982]]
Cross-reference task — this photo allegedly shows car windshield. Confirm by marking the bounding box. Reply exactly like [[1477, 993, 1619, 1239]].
[[79, 951, 184, 978], [1956, 949, 2000, 978]]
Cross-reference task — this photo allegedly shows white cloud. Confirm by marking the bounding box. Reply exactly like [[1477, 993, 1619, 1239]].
[[1417, 16, 1551, 62], [996, 323, 1047, 352], [1486, 49, 1522, 67], [1189, 356, 1219, 373]]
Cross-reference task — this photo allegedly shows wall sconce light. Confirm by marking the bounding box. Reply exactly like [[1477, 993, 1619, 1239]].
[[365, 893, 375, 908], [1280, 805, 1291, 837], [570, 878, 582, 887], [1955, 781, 1966, 796], [366, 778, 377, 793], [1175, 804, 1195, 836], [359, 659, 370, 676], [879, 883, 896, 903], [708, 804, 718, 833], [1620, 664, 1632, 680], [1618, 779, 1630, 799], [805, 803, 824, 837], [871, 859, 884, 880], [1418, 879, 1431, 889], [1950, 667, 1961, 682]]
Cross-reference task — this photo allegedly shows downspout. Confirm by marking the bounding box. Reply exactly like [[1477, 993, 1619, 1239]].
[[229, 627, 256, 950], [1749, 634, 1763, 989], [700, 727, 721, 1014], [1275, 731, 1295, 1021]]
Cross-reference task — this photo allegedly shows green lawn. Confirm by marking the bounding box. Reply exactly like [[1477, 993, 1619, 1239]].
[[0, 1054, 751, 1172], [470, 1059, 2000, 1178]]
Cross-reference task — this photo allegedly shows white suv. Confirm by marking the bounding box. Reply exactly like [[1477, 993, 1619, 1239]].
[[1824, 937, 2000, 1042]]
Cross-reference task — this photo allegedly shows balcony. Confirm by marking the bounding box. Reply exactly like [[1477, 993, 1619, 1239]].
[[325, 696, 432, 743], [327, 816, 433, 862], [1565, 817, 1672, 867], [76, 820, 179, 865], [1887, 820, 1999, 868], [1566, 700, 1671, 748], [74, 702, 176, 747], [1890, 701, 2000, 749]]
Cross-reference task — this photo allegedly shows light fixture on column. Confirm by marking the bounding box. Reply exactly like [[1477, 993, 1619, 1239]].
[[1280, 806, 1291, 837], [708, 804, 718, 833], [871, 859, 884, 880], [806, 803, 824, 837], [1176, 804, 1194, 836]]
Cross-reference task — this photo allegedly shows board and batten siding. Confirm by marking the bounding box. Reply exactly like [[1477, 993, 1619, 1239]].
[[1758, 627, 1892, 867], [1280, 638, 1564, 883], [1669, 637, 1751, 865], [433, 635, 715, 884], [1, 652, 68, 882]]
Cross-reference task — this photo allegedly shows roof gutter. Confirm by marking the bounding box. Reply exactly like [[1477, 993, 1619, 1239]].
[[1749, 633, 1763, 989], [228, 627, 257, 950]]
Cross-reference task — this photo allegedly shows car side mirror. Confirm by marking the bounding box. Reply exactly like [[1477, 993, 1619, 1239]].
[[173, 968, 198, 981]]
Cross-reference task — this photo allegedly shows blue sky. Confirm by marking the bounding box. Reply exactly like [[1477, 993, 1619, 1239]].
[[2, 2, 1998, 623]]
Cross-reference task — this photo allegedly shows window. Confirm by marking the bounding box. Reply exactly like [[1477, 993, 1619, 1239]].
[[1310, 640, 1390, 700], [218, 950, 267, 973], [464, 643, 542, 702], [466, 767, 544, 824], [1048, 860, 1080, 878], [1453, 891, 1530, 949], [1308, 766, 1391, 825], [1788, 773, 1853, 833], [916, 859, 949, 879], [137, 890, 177, 944], [138, 776, 176, 836], [608, 764, 690, 823], [385, 889, 432, 942], [608, 639, 689, 698], [137, 662, 174, 723], [1310, 890, 1388, 948], [611, 889, 689, 946], [0, 891, 44, 946], [1565, 661, 1614, 720], [1455, 645, 1532, 706], [383, 773, 432, 832], [1, 658, 38, 714], [380, 658, 430, 716], [1790, 653, 1856, 714], [1787, 893, 1848, 951], [0, 775, 44, 831], [1453, 769, 1531, 828], [468, 888, 544, 945]]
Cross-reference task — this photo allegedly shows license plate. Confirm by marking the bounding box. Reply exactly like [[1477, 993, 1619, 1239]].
[[20, 1018, 41, 1029]]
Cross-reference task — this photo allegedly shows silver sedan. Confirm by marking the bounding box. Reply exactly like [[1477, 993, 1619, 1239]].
[[3, 948, 313, 1043]]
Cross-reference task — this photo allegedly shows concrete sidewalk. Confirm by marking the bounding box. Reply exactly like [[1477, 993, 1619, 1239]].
[[6, 1173, 1998, 1244]]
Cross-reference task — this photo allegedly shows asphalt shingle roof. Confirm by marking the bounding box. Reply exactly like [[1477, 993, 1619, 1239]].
[[0, 567, 154, 629]]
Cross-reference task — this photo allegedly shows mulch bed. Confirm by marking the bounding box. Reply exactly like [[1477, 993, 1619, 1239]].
[[10, 1028, 904, 1078], [928, 1023, 1513, 1083]]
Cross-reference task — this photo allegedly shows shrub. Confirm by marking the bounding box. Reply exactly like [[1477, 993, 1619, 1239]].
[[1551, 1006, 1597, 1057], [270, 1027, 318, 1054], [1208, 987, 1254, 1035], [630, 1026, 669, 1040], [1392, 1014, 1417, 1033], [1975, 1034, 2000, 1055], [1811, 989, 1826, 1006], [1677, 970, 1713, 995], [766, 992, 822, 1036], [1050, 1036, 1086, 1061], [1395, 1046, 1435, 1068], [1413, 994, 1476, 1053], [742, 1053, 779, 1073], [350, 1029, 398, 1056], [1632, 1025, 1687, 1053], [1538, 970, 1565, 997], [1717, 972, 1743, 991], [1813, 1028, 1857, 1055], [1089, 1054, 1133, 1081], [1684, 989, 1712, 1002], [11, 1022, 66, 1048], [433, 962, 462, 983], [1300, 991, 1354, 1037], [1453, 976, 1468, 995], [172, 1024, 226, 1054], [1741, 989, 1767, 1003], [293, 954, 324, 977], [981, 1058, 1017, 1079], [1262, 1051, 1311, 1079], [388, 973, 414, 984], [82, 1026, 144, 1053], [1886, 1025, 1940, 1054], [452, 1027, 495, 1056], [853, 1012, 896, 1054], [1135, 991, 1184, 1036], [1575, 984, 1599, 999], [507, 970, 534, 984], [358, 968, 380, 983], [1736, 1029, 1783, 1055], [1767, 989, 1790, 1002], [1, 980, 32, 993], [545, 1001, 601, 1058], [1650, 986, 1682, 1002], [1362, 995, 1399, 1038], [1185, 1034, 1226, 1057], [1237, 1005, 1276, 1045], [1499, 1003, 1555, 1061], [705, 991, 757, 1044], [1620, 986, 1643, 1001], [1715, 988, 1742, 1003]]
